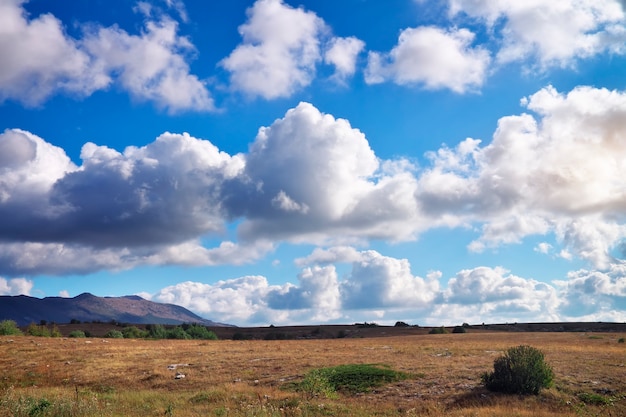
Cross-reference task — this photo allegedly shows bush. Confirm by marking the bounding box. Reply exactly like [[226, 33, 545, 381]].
[[184, 324, 218, 340], [167, 326, 191, 340], [68, 330, 86, 338], [50, 325, 62, 337], [618, 337, 625, 344], [121, 326, 148, 339], [452, 326, 467, 333], [104, 330, 124, 339], [26, 323, 51, 337], [482, 345, 554, 395], [0, 320, 22, 336], [429, 326, 448, 334], [146, 324, 168, 339]]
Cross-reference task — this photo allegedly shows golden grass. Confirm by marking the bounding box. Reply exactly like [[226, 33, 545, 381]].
[[0, 332, 624, 416]]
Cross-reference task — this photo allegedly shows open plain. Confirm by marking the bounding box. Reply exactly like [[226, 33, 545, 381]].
[[1, 330, 625, 416]]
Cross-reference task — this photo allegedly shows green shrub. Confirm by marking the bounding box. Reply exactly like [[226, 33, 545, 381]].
[[50, 325, 62, 338], [429, 326, 448, 334], [68, 330, 86, 338], [121, 326, 148, 338], [167, 326, 191, 340], [452, 326, 467, 333], [482, 345, 554, 395], [184, 324, 218, 340], [618, 337, 625, 344], [0, 320, 22, 336], [578, 392, 612, 406], [146, 324, 168, 339], [104, 330, 124, 338], [26, 323, 51, 337]]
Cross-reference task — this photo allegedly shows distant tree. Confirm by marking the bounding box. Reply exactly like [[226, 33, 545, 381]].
[[452, 326, 467, 333], [394, 321, 410, 327], [70, 319, 81, 324], [69, 330, 86, 338]]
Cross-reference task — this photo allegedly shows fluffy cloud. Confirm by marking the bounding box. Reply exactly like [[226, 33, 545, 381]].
[[557, 264, 626, 320], [0, 277, 32, 296], [220, 0, 326, 99], [0, 0, 100, 105], [225, 102, 423, 244], [5, 86, 626, 276], [148, 249, 574, 326], [417, 85, 626, 268], [365, 26, 490, 93], [0, 0, 212, 111], [154, 276, 282, 325], [82, 18, 213, 112], [448, 0, 626, 69], [152, 249, 440, 325], [324, 36, 365, 82]]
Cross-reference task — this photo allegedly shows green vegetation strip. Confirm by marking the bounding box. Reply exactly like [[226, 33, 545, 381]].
[[293, 364, 409, 397]]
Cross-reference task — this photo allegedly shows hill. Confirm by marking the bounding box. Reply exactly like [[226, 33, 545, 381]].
[[0, 293, 227, 326]]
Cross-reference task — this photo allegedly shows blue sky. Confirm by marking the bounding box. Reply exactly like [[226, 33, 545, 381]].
[[1, 0, 626, 326]]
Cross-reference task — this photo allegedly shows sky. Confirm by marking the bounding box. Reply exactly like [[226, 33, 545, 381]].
[[1, 0, 626, 326]]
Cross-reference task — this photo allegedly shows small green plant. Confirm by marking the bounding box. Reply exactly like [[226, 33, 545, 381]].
[[618, 337, 625, 343], [452, 326, 467, 333], [0, 320, 22, 335], [68, 330, 86, 338], [482, 345, 554, 395], [577, 392, 612, 406], [28, 398, 51, 416]]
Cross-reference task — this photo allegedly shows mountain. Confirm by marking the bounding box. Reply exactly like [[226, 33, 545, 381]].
[[0, 293, 228, 327]]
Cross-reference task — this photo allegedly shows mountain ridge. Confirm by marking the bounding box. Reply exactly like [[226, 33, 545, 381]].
[[0, 293, 229, 327]]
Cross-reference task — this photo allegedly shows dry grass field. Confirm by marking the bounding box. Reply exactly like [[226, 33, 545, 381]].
[[1, 331, 625, 416]]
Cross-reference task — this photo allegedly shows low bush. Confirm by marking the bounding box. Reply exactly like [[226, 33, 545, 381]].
[[68, 330, 86, 338], [26, 323, 51, 337], [121, 326, 148, 339], [482, 345, 554, 395], [452, 326, 467, 333], [183, 324, 218, 340], [296, 364, 408, 397], [104, 330, 124, 338], [429, 326, 448, 334]]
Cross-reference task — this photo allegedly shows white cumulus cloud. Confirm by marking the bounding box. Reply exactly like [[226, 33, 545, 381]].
[[0, 0, 213, 111], [324, 36, 365, 82], [365, 26, 490, 93], [0, 276, 32, 296], [448, 0, 626, 69], [220, 0, 326, 99]]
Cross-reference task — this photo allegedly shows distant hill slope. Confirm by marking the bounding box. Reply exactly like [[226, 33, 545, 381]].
[[0, 293, 229, 327]]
